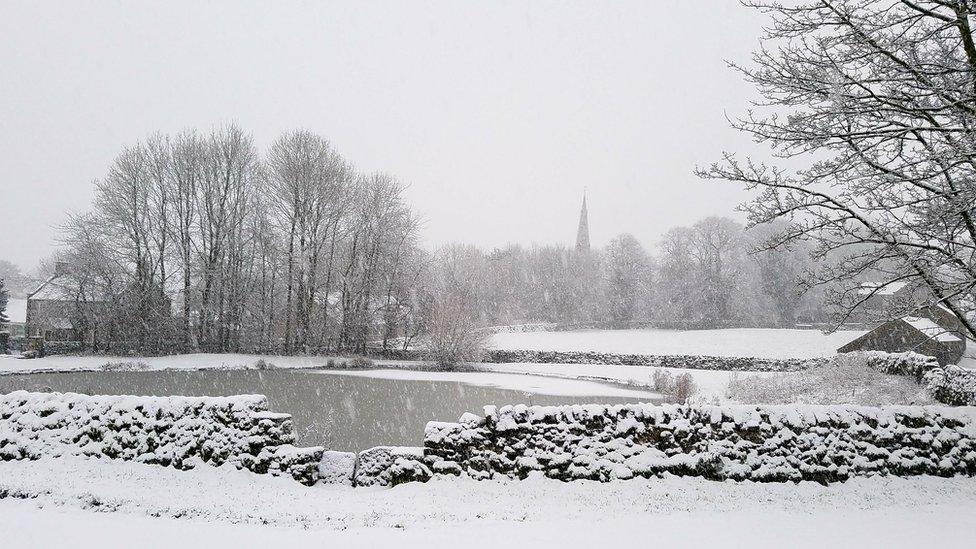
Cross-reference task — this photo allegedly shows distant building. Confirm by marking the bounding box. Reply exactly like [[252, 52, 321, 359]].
[[24, 262, 108, 353], [837, 305, 966, 366], [575, 193, 590, 253]]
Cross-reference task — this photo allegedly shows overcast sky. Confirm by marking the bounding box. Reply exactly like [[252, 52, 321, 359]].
[[0, 1, 769, 272]]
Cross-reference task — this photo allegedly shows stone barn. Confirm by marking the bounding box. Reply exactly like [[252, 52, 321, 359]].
[[837, 308, 966, 366]]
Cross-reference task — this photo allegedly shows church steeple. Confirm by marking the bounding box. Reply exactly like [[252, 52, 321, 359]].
[[575, 192, 590, 253]]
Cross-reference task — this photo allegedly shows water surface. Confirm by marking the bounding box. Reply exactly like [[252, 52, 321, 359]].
[[0, 369, 654, 450]]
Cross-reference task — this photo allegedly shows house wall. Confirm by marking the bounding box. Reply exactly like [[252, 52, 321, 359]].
[[838, 319, 964, 366]]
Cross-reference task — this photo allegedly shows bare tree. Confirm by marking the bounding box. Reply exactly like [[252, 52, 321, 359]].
[[700, 0, 976, 337], [168, 130, 205, 350], [424, 244, 489, 370]]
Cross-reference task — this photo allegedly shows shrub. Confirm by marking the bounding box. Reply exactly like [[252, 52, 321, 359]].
[[652, 369, 673, 393], [423, 296, 487, 371], [650, 369, 698, 403], [252, 359, 277, 370], [101, 361, 151, 372], [672, 373, 698, 403], [726, 358, 932, 405], [347, 356, 374, 369]]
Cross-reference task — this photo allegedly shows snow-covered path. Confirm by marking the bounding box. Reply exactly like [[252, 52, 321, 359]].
[[1, 458, 975, 548]]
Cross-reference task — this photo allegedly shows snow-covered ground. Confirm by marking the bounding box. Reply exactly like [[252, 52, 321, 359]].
[[1, 457, 974, 548], [0, 352, 773, 402], [313, 368, 658, 399], [477, 362, 754, 401], [0, 353, 661, 400], [489, 328, 865, 358]]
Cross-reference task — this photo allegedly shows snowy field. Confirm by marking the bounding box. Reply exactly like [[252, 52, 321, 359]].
[[313, 368, 657, 399], [1, 457, 974, 548], [489, 328, 865, 358], [478, 362, 750, 401]]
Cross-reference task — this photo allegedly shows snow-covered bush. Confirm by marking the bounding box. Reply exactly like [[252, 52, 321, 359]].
[[424, 403, 976, 484], [924, 366, 976, 406]]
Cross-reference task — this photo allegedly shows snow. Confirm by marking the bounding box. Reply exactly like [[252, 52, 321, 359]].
[[903, 316, 962, 342], [857, 281, 909, 296], [1, 457, 975, 548], [313, 368, 659, 399], [0, 391, 298, 473], [489, 328, 865, 359], [478, 362, 772, 401]]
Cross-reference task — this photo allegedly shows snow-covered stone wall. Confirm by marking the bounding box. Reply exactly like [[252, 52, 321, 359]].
[[925, 366, 976, 406], [0, 390, 324, 485], [858, 351, 939, 380], [378, 348, 828, 371], [424, 403, 976, 483], [484, 350, 828, 371]]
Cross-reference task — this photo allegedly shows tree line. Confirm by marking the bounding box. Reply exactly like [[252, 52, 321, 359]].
[[54, 126, 427, 354], [26, 124, 834, 358], [26, 121, 844, 357], [432, 217, 829, 332]]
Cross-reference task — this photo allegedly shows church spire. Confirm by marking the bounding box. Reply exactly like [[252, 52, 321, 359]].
[[575, 191, 590, 253]]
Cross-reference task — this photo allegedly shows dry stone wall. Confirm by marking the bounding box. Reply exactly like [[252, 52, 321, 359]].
[[0, 390, 324, 485], [424, 403, 976, 483], [377, 348, 828, 372]]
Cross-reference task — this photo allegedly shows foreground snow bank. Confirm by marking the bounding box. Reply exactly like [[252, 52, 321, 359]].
[[425, 402, 976, 483], [1, 457, 975, 548]]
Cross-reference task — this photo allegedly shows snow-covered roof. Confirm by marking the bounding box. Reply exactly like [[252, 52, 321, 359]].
[[5, 299, 27, 324], [28, 276, 75, 301], [902, 317, 961, 342], [857, 281, 909, 296]]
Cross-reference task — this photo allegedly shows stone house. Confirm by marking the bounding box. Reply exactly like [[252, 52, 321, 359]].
[[837, 305, 967, 366], [24, 263, 108, 353]]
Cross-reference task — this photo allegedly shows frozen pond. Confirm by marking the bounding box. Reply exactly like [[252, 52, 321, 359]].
[[0, 369, 657, 450]]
